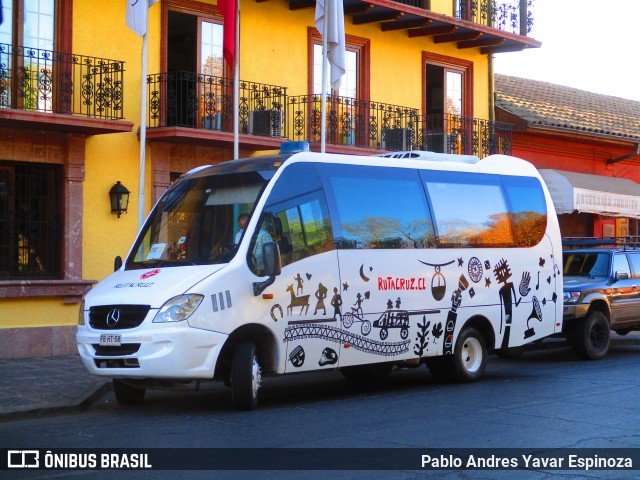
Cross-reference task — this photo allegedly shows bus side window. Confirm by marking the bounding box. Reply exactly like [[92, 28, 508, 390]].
[[422, 170, 515, 248], [320, 164, 435, 249], [269, 193, 333, 268], [500, 175, 547, 247]]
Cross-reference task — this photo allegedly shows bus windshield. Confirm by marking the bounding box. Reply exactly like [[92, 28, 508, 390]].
[[126, 171, 269, 269]]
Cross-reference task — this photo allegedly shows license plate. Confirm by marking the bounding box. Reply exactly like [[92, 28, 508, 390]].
[[99, 334, 121, 346]]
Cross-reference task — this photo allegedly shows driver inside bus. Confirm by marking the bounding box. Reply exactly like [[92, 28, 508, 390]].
[[251, 215, 275, 273]]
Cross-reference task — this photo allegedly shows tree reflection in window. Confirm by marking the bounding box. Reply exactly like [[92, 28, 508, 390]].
[[321, 164, 436, 249]]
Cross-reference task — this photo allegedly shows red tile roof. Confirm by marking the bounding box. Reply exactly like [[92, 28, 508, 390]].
[[495, 74, 640, 141]]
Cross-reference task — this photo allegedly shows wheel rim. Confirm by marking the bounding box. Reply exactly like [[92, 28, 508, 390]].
[[461, 337, 483, 373], [251, 355, 262, 400]]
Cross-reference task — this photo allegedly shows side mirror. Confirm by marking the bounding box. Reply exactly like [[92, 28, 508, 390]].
[[253, 242, 281, 296], [615, 271, 629, 281], [114, 256, 123, 271]]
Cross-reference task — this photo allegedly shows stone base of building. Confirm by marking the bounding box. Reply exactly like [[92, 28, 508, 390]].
[[0, 326, 78, 359]]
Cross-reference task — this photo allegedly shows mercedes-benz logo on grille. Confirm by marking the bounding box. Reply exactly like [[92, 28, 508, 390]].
[[106, 308, 121, 327]]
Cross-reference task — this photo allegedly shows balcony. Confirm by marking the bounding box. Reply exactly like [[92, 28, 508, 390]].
[[146, 71, 287, 149], [287, 94, 419, 153], [145, 71, 511, 157], [284, 0, 538, 53], [418, 113, 512, 157], [0, 43, 132, 134], [285, 96, 510, 157]]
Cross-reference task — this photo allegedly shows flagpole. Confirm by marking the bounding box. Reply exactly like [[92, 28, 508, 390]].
[[233, 1, 240, 159], [138, 29, 148, 231], [320, 25, 328, 154]]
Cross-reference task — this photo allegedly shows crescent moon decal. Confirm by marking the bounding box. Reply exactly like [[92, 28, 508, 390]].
[[359, 264, 370, 282]]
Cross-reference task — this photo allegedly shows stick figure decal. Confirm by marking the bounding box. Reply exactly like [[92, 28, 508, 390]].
[[314, 283, 328, 315]]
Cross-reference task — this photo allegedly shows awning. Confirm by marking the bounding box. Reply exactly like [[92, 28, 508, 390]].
[[539, 169, 640, 219]]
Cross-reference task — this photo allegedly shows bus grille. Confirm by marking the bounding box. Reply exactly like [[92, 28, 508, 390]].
[[89, 305, 151, 330]]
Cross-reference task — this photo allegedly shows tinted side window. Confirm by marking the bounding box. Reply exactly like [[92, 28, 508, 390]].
[[628, 253, 640, 279], [250, 192, 333, 274], [612, 253, 631, 277], [266, 162, 322, 205], [320, 164, 435, 249], [422, 171, 515, 248], [501, 175, 547, 247]]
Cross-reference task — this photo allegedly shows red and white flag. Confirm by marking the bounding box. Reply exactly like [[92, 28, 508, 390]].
[[218, 0, 238, 67], [126, 0, 159, 37], [314, 0, 346, 91]]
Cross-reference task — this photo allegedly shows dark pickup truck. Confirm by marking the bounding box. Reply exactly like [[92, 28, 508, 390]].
[[562, 237, 640, 359]]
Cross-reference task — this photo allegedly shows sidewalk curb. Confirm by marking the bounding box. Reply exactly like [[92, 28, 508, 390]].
[[0, 381, 110, 423]]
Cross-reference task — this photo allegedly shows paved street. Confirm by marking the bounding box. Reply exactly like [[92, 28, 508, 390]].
[[1, 342, 638, 479]]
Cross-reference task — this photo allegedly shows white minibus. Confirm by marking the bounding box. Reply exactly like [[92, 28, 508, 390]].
[[77, 146, 563, 410]]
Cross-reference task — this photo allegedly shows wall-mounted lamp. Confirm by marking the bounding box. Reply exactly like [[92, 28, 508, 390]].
[[109, 181, 130, 218]]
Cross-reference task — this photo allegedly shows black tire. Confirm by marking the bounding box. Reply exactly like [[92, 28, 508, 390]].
[[340, 363, 393, 382], [449, 327, 487, 382], [231, 342, 261, 410], [112, 379, 145, 406], [571, 311, 610, 360]]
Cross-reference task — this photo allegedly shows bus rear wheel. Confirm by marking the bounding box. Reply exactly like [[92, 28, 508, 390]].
[[231, 342, 262, 410], [450, 327, 487, 382]]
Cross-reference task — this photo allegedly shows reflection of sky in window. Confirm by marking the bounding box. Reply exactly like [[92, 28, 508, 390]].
[[24, 0, 54, 50], [503, 177, 546, 214], [331, 172, 429, 229], [0, 2, 13, 45], [427, 181, 507, 230]]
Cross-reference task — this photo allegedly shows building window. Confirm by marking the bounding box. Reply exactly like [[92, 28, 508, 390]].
[[422, 52, 473, 154], [0, 0, 55, 49], [423, 54, 472, 118], [309, 29, 369, 100], [0, 162, 62, 280]]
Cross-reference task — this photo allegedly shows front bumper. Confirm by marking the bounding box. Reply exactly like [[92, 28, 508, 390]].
[[562, 303, 590, 329], [77, 322, 228, 379]]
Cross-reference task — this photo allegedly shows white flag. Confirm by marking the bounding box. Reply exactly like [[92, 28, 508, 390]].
[[314, 0, 346, 91], [126, 0, 158, 37]]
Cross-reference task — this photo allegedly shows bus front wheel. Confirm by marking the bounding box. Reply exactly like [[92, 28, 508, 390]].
[[231, 342, 262, 410]]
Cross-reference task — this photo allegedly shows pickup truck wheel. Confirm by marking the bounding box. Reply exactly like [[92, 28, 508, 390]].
[[113, 379, 145, 406], [231, 342, 261, 410], [571, 311, 610, 360]]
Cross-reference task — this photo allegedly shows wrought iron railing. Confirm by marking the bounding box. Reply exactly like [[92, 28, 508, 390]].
[[286, 95, 420, 150], [0, 43, 125, 119], [418, 113, 512, 157], [392, 1, 534, 36], [147, 71, 287, 138], [456, 0, 534, 35]]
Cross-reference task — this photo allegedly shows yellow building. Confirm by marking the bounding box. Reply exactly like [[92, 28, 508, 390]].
[[0, 0, 538, 358]]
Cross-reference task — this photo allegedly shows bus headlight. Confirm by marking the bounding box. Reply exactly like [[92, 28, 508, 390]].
[[563, 291, 580, 304], [153, 294, 204, 323]]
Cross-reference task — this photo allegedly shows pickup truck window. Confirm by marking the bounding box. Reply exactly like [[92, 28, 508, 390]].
[[563, 252, 609, 276], [612, 254, 631, 276]]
